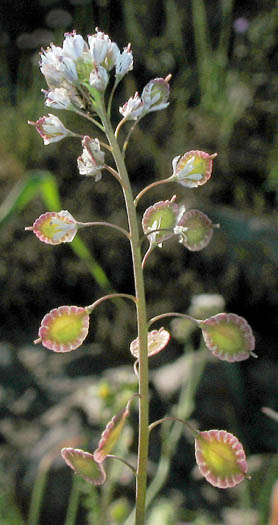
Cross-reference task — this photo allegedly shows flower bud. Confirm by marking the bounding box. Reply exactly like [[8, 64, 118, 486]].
[[28, 114, 72, 144], [141, 77, 170, 113], [119, 92, 145, 120], [43, 87, 84, 110], [40, 43, 78, 89], [77, 136, 105, 180], [88, 29, 120, 71], [171, 150, 217, 188], [115, 44, 133, 81], [62, 30, 88, 61], [89, 65, 109, 91]]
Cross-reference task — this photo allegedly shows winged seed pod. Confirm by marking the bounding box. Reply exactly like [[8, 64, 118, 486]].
[[171, 150, 217, 188], [199, 313, 256, 362], [34, 305, 90, 352], [142, 196, 179, 246], [130, 328, 170, 358], [61, 448, 106, 485], [175, 209, 214, 251], [94, 401, 131, 463], [25, 210, 77, 245], [130, 328, 171, 358], [195, 429, 249, 488]]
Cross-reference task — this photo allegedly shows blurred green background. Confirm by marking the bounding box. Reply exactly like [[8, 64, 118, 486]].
[[0, 0, 278, 523]]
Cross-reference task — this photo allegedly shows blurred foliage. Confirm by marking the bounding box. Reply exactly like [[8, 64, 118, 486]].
[[0, 0, 278, 523]]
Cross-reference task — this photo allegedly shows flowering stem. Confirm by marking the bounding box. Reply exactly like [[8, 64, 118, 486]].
[[134, 177, 172, 207], [77, 220, 130, 240], [100, 104, 149, 525]]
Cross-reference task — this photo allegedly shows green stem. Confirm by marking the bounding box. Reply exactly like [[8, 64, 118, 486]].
[[100, 104, 149, 525], [28, 457, 51, 525], [64, 474, 80, 525]]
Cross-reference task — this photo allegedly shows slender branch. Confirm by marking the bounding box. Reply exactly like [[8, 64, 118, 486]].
[[149, 416, 199, 437], [142, 244, 156, 269], [104, 164, 123, 185], [99, 141, 112, 152], [107, 79, 119, 118], [122, 119, 141, 157], [134, 178, 172, 207], [115, 116, 128, 138], [73, 108, 105, 132], [106, 455, 137, 476], [86, 293, 137, 314], [77, 220, 130, 240], [148, 312, 199, 328]]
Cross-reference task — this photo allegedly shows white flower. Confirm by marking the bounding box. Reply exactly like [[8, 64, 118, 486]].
[[88, 29, 120, 70], [40, 43, 78, 88], [43, 87, 84, 110], [89, 65, 109, 91], [77, 136, 105, 180], [115, 44, 133, 80], [28, 114, 72, 145], [119, 92, 145, 120], [62, 30, 88, 61]]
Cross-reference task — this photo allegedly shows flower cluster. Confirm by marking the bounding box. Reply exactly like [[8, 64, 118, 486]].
[[40, 28, 133, 101]]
